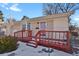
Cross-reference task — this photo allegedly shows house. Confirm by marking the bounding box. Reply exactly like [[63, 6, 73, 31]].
[[9, 12, 73, 36], [0, 11, 73, 36], [0, 11, 75, 52]]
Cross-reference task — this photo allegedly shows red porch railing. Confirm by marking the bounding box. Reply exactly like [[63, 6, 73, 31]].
[[14, 30, 32, 42], [14, 30, 73, 52], [35, 30, 72, 52]]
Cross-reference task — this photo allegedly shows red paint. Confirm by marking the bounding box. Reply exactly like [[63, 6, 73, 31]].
[[14, 30, 72, 52], [35, 30, 72, 52], [14, 30, 32, 42]]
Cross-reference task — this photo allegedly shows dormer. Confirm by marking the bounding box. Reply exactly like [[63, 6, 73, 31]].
[[21, 16, 29, 20]]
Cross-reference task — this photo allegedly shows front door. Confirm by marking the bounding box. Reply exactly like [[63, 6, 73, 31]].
[[39, 22, 47, 30]]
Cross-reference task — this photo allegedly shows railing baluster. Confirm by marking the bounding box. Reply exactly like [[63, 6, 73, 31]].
[[14, 30, 71, 52]]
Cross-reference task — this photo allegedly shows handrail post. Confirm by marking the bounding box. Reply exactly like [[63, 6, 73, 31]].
[[22, 30, 23, 39], [28, 30, 32, 41], [66, 31, 71, 50]]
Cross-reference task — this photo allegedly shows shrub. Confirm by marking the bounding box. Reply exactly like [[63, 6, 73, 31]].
[[0, 36, 18, 54]]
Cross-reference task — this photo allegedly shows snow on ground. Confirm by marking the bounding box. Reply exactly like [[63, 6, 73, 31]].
[[0, 41, 79, 56]]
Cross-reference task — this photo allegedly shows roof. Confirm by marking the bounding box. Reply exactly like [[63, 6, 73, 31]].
[[30, 11, 73, 21], [21, 16, 29, 20], [20, 11, 73, 22]]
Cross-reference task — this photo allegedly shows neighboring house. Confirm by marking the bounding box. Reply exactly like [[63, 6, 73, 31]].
[[0, 11, 73, 36]]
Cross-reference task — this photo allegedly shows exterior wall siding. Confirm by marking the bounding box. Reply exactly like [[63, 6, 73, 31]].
[[53, 17, 69, 31], [4, 12, 72, 36]]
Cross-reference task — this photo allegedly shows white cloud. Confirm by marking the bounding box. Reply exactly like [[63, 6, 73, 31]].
[[6, 7, 9, 10], [1, 4, 5, 8], [74, 17, 79, 21], [0, 3, 9, 10], [9, 4, 21, 12], [3, 3, 8, 5], [0, 3, 21, 12]]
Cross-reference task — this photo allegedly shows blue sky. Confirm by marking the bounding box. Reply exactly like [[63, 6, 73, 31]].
[[0, 3, 43, 21], [70, 10, 79, 26], [0, 3, 79, 26]]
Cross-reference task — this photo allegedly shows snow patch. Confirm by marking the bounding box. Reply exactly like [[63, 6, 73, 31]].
[[0, 41, 78, 56]]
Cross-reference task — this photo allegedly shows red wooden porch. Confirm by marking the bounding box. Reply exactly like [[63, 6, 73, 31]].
[[14, 30, 78, 53]]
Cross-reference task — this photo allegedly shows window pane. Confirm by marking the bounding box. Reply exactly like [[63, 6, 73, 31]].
[[39, 22, 46, 30], [22, 24, 26, 30], [27, 23, 30, 30]]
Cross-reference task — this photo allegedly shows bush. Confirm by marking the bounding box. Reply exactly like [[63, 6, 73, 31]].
[[0, 36, 18, 54]]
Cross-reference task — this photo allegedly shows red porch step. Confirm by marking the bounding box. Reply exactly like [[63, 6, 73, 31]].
[[26, 40, 38, 48]]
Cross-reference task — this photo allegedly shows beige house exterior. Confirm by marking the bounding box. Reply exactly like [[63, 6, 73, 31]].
[[0, 11, 73, 36]]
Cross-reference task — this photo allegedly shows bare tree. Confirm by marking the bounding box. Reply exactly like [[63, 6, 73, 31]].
[[43, 3, 79, 32], [43, 3, 79, 15]]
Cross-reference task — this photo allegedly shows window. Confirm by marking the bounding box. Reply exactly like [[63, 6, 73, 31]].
[[27, 23, 31, 30], [22, 24, 26, 30], [22, 23, 31, 30], [39, 22, 47, 30]]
